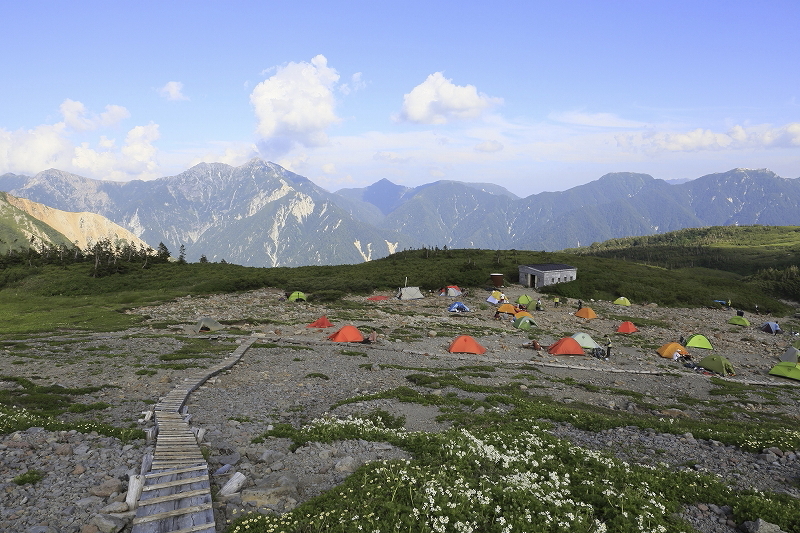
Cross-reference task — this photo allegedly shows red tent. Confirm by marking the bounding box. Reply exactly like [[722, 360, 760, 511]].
[[617, 321, 639, 333], [367, 295, 389, 301], [328, 325, 364, 342], [307, 316, 334, 328], [447, 335, 487, 355], [547, 337, 585, 355]]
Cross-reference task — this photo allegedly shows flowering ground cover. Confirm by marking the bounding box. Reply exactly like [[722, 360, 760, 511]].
[[228, 391, 800, 533]]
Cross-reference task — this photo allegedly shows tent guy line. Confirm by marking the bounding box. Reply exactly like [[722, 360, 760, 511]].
[[256, 334, 797, 388]]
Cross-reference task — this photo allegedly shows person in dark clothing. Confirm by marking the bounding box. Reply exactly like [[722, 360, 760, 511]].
[[604, 336, 612, 360], [577, 299, 583, 310]]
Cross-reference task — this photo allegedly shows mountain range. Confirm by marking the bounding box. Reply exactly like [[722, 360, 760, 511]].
[[0, 160, 798, 267]]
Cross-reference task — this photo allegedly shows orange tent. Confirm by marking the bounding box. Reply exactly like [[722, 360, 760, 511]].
[[497, 303, 517, 314], [307, 316, 334, 328], [574, 307, 598, 320], [657, 342, 688, 358], [367, 295, 389, 301], [328, 325, 364, 342], [617, 321, 639, 333], [548, 337, 585, 355], [514, 311, 534, 319], [448, 335, 487, 355]]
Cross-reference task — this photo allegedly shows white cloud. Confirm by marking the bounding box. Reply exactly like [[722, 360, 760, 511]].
[[250, 54, 341, 155], [159, 81, 189, 101], [339, 72, 366, 95], [60, 99, 130, 131], [397, 72, 502, 124], [474, 140, 503, 153], [72, 123, 161, 180], [616, 122, 800, 152], [373, 151, 408, 163], [322, 163, 337, 174], [0, 123, 72, 173], [0, 100, 160, 180], [549, 111, 647, 129]]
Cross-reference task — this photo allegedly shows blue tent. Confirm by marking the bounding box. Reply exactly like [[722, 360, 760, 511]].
[[448, 302, 470, 313], [761, 321, 782, 334]]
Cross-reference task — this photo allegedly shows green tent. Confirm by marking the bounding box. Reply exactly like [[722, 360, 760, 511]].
[[769, 361, 800, 381], [699, 355, 735, 376], [613, 296, 631, 306], [571, 332, 600, 349], [727, 316, 750, 326], [516, 294, 534, 306], [288, 291, 307, 302], [512, 316, 537, 330], [686, 334, 713, 350]]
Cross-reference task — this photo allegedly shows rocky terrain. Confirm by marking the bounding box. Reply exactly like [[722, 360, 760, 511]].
[[1, 285, 799, 533]]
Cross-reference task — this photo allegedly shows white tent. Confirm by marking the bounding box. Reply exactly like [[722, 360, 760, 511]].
[[571, 332, 601, 349], [397, 286, 425, 300]]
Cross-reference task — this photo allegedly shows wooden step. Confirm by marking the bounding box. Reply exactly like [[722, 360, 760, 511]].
[[142, 475, 209, 492], [138, 489, 210, 506], [132, 502, 213, 524]]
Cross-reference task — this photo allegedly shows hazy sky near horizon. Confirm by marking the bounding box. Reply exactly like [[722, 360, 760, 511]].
[[1, 1, 799, 197]]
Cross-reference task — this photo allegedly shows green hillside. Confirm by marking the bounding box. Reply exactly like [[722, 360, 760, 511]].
[[0, 242, 795, 335], [563, 225, 800, 305]]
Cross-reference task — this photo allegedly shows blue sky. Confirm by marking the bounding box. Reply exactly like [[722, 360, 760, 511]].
[[1, 1, 798, 197]]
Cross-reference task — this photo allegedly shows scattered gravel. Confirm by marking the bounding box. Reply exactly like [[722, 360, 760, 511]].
[[1, 286, 798, 533]]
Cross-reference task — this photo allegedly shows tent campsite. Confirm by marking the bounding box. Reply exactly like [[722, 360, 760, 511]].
[[574, 307, 598, 320], [190, 317, 224, 334], [288, 291, 307, 302], [513, 316, 537, 330], [307, 316, 334, 328], [613, 296, 631, 306], [439, 285, 463, 297], [617, 321, 639, 334], [514, 311, 534, 319], [699, 355, 735, 376], [780, 346, 800, 363], [685, 334, 713, 350], [328, 325, 364, 342], [516, 294, 534, 306], [769, 362, 800, 381], [761, 321, 782, 334], [448, 301, 470, 313], [397, 286, 425, 300], [497, 303, 517, 315], [657, 342, 688, 358], [548, 337, 585, 355], [448, 335, 486, 355], [727, 316, 750, 327], [571, 332, 601, 349]]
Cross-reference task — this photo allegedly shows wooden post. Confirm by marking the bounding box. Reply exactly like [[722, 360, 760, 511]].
[[140, 453, 153, 476], [126, 475, 145, 510], [218, 472, 246, 497]]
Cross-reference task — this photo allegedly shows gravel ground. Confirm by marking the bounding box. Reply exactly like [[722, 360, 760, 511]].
[[1, 286, 799, 533]]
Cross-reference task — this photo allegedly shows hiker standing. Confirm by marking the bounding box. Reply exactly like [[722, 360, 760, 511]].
[[553, 296, 560, 308], [577, 299, 583, 310], [604, 336, 612, 360], [536, 298, 543, 311]]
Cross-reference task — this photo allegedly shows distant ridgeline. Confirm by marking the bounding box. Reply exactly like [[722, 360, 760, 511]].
[[2, 163, 800, 267]]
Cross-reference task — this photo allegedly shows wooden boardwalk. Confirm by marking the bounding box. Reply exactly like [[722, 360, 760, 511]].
[[131, 337, 256, 533]]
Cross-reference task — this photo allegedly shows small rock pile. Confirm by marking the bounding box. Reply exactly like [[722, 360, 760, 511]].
[[0, 427, 147, 533]]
